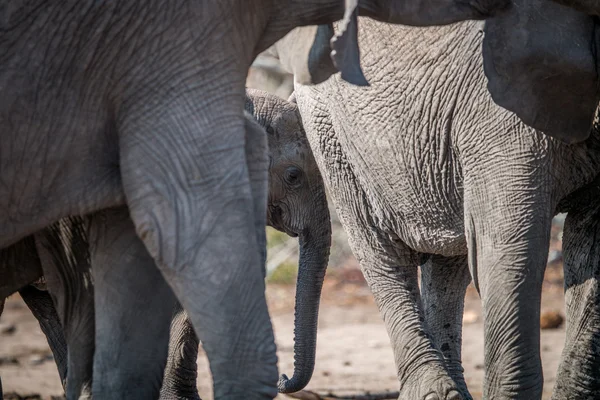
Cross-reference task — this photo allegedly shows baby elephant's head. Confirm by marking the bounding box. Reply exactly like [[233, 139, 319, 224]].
[[245, 88, 332, 393], [245, 88, 330, 242]]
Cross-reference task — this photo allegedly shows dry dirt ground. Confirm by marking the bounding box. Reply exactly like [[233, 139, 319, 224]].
[[0, 261, 567, 400]]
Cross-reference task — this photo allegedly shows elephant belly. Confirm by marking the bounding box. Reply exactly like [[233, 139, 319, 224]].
[[369, 180, 468, 257], [0, 114, 124, 248], [338, 117, 468, 257]]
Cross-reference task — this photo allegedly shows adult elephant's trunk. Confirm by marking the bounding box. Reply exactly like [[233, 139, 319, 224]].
[[278, 190, 331, 393]]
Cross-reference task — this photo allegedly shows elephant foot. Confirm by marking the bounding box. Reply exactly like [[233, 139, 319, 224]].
[[398, 370, 464, 400]]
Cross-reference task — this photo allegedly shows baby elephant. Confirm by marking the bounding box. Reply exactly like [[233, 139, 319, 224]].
[[0, 88, 330, 400]]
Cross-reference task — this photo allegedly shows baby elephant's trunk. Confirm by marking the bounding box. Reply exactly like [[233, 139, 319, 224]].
[[278, 188, 331, 393]]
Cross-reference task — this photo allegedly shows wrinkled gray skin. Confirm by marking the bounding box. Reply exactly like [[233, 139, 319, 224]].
[[0, 1, 509, 398], [0, 90, 330, 400], [273, 19, 600, 400], [551, 173, 600, 400]]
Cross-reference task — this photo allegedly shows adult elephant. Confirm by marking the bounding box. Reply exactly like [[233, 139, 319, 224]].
[[271, 19, 600, 399], [0, 89, 331, 399], [0, 1, 508, 398]]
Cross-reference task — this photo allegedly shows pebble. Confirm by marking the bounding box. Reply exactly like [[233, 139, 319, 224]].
[[0, 323, 16, 335], [463, 310, 479, 324], [4, 393, 42, 400], [0, 356, 19, 366], [540, 310, 564, 330], [28, 353, 54, 366]]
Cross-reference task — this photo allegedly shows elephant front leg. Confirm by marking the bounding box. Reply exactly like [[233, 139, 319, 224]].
[[355, 240, 460, 400], [421, 255, 472, 400], [158, 113, 269, 400], [119, 86, 277, 398], [463, 155, 553, 399], [552, 202, 600, 399], [89, 208, 178, 399]]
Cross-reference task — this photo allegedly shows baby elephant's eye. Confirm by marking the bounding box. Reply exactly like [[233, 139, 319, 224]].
[[284, 166, 302, 185]]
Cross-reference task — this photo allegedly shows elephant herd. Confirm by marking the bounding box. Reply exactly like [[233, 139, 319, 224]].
[[1, 0, 600, 399]]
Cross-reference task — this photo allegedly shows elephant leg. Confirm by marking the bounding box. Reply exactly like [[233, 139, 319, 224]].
[[552, 201, 600, 399], [463, 148, 553, 399], [159, 112, 268, 400], [35, 218, 95, 400], [359, 246, 458, 400], [119, 86, 277, 398], [421, 255, 472, 400], [341, 228, 457, 399], [160, 305, 201, 400], [89, 207, 177, 399], [19, 285, 68, 389]]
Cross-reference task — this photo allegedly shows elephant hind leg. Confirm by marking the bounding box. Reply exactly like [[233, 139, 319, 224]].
[[359, 244, 460, 400], [552, 201, 600, 399], [421, 255, 472, 400], [90, 207, 177, 400]]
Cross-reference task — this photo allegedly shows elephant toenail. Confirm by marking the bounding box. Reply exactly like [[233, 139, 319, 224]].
[[424, 394, 440, 400], [446, 390, 463, 400]]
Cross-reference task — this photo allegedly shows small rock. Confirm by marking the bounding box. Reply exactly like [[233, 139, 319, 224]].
[[4, 393, 42, 400], [367, 340, 384, 348], [343, 360, 351, 366], [29, 354, 44, 365], [0, 323, 16, 335], [547, 250, 563, 264], [475, 364, 484, 370], [0, 356, 19, 366], [28, 353, 53, 365], [322, 370, 331, 377], [540, 310, 564, 330], [463, 310, 479, 324], [283, 390, 322, 400]]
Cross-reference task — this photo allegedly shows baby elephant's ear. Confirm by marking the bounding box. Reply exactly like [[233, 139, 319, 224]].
[[330, 0, 369, 87]]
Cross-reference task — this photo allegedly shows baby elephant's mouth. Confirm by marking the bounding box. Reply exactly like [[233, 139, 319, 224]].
[[284, 229, 299, 238], [268, 205, 298, 238]]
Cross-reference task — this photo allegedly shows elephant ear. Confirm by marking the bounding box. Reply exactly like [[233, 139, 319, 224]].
[[482, 0, 599, 143], [271, 25, 339, 86], [330, 0, 369, 87]]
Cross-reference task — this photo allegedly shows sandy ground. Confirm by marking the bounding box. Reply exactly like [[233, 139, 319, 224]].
[[0, 263, 567, 400]]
